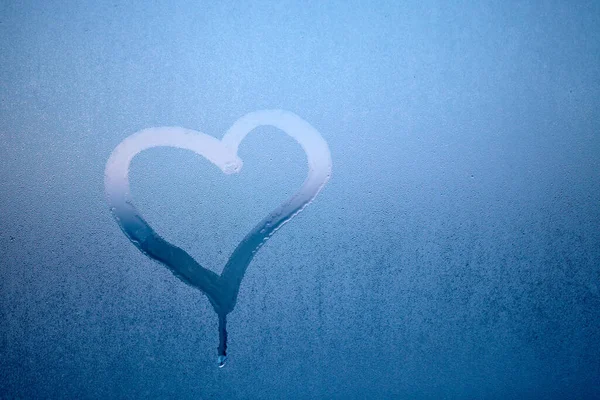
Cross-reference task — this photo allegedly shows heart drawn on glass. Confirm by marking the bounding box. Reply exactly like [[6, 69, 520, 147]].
[[104, 110, 332, 367]]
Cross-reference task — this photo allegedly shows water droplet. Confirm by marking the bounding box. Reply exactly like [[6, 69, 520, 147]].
[[218, 355, 227, 368], [223, 160, 242, 174]]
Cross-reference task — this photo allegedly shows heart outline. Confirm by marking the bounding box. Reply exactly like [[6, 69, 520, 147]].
[[104, 110, 332, 365]]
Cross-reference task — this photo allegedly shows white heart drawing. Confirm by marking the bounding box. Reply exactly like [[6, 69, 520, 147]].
[[104, 110, 332, 367]]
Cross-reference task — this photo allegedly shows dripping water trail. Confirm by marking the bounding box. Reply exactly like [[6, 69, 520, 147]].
[[217, 313, 228, 368]]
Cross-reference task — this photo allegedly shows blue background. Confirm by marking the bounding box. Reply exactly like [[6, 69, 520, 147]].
[[1, 1, 599, 398]]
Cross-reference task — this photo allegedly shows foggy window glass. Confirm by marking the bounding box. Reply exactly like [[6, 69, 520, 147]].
[[1, 1, 599, 398]]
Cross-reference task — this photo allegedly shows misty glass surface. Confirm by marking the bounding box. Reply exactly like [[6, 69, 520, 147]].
[[1, 1, 599, 399]]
